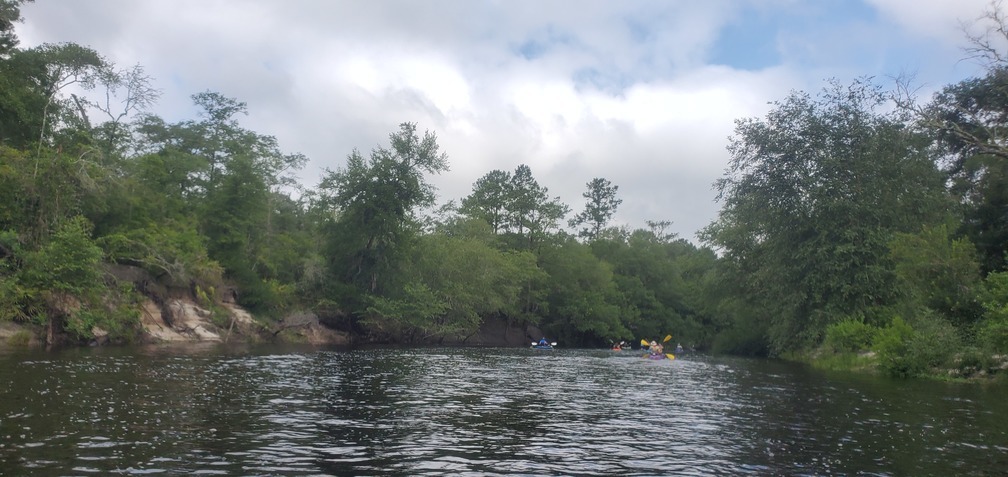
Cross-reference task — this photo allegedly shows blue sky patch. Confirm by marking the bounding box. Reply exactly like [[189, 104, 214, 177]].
[[709, 0, 880, 70]]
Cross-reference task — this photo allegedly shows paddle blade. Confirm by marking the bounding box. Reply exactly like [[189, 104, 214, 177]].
[[667, 354, 676, 360], [640, 339, 649, 346], [663, 334, 672, 342]]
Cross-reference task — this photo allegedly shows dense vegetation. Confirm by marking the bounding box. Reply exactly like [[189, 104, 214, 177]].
[[1, 1, 1006, 379]]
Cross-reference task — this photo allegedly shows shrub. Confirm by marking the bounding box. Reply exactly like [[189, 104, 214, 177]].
[[7, 329, 32, 346], [978, 318, 1008, 353], [824, 318, 877, 352], [952, 345, 999, 377], [906, 311, 961, 370], [873, 316, 916, 377], [874, 312, 963, 378]]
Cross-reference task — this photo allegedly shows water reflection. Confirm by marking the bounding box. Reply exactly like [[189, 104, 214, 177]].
[[0, 346, 1005, 475]]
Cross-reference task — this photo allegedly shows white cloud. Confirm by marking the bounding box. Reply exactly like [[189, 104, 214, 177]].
[[867, 0, 993, 42]]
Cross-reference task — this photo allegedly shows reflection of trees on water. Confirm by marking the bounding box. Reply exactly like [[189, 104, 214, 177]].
[[315, 348, 554, 475]]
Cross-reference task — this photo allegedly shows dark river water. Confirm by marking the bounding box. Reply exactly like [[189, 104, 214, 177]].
[[0, 345, 1006, 476]]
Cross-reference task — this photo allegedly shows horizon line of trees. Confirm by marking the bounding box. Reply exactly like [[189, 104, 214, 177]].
[[1, 0, 1007, 378]]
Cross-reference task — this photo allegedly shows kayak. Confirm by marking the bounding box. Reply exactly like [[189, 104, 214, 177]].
[[645, 353, 675, 360], [531, 340, 557, 350]]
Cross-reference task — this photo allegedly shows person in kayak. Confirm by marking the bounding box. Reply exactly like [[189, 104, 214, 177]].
[[649, 340, 663, 356], [538, 337, 549, 346]]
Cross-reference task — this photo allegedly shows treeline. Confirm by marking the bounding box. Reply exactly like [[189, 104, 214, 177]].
[[1, 0, 1007, 379], [701, 2, 1008, 377], [0, 1, 714, 348]]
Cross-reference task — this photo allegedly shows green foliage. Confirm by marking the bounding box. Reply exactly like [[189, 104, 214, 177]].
[[319, 122, 448, 296], [873, 316, 916, 377], [711, 312, 769, 356], [702, 79, 951, 354], [951, 345, 1003, 377], [569, 177, 622, 241], [977, 271, 1008, 352], [950, 153, 1008, 274], [927, 69, 1008, 271], [0, 147, 28, 229], [538, 240, 625, 342], [19, 216, 103, 296], [907, 311, 961, 369], [506, 164, 570, 249], [63, 288, 140, 343], [2, 6, 1001, 361], [978, 319, 1008, 353], [0, 0, 27, 56], [873, 313, 961, 378], [365, 283, 449, 340], [3, 216, 141, 342], [460, 169, 511, 235], [889, 225, 983, 326], [0, 40, 104, 149], [589, 228, 711, 345], [460, 165, 570, 249], [98, 219, 223, 289], [824, 318, 877, 352]]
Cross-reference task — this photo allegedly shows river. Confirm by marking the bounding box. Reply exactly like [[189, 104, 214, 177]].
[[0, 345, 1005, 476]]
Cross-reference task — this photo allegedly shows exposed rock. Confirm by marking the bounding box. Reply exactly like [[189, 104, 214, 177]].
[[90, 326, 109, 346], [271, 311, 350, 345], [141, 298, 221, 342]]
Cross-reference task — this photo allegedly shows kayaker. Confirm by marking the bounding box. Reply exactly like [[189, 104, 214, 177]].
[[675, 343, 683, 354], [538, 337, 549, 346]]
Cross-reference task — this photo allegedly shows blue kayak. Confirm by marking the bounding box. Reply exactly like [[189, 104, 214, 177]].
[[531, 344, 554, 350]]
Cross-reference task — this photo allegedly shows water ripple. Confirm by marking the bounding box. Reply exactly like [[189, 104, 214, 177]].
[[1, 346, 1006, 475]]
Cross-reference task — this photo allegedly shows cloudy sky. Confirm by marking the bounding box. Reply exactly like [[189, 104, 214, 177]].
[[15, 0, 997, 243]]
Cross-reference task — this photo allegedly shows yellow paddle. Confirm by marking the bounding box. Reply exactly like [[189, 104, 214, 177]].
[[663, 334, 672, 342]]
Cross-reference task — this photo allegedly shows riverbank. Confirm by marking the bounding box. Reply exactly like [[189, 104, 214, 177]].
[[0, 296, 347, 348], [0, 293, 545, 350], [791, 348, 1008, 383]]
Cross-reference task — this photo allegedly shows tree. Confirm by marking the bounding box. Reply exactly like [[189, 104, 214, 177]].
[[0, 42, 104, 151], [506, 164, 541, 237], [0, 0, 29, 58], [87, 63, 160, 156], [17, 215, 104, 343], [569, 177, 622, 241], [319, 123, 449, 296], [889, 225, 983, 327], [539, 239, 625, 343], [590, 227, 702, 343], [899, 1, 1008, 273], [505, 164, 570, 249], [460, 169, 511, 235], [702, 79, 951, 353], [371, 232, 544, 341], [917, 69, 1008, 273]]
